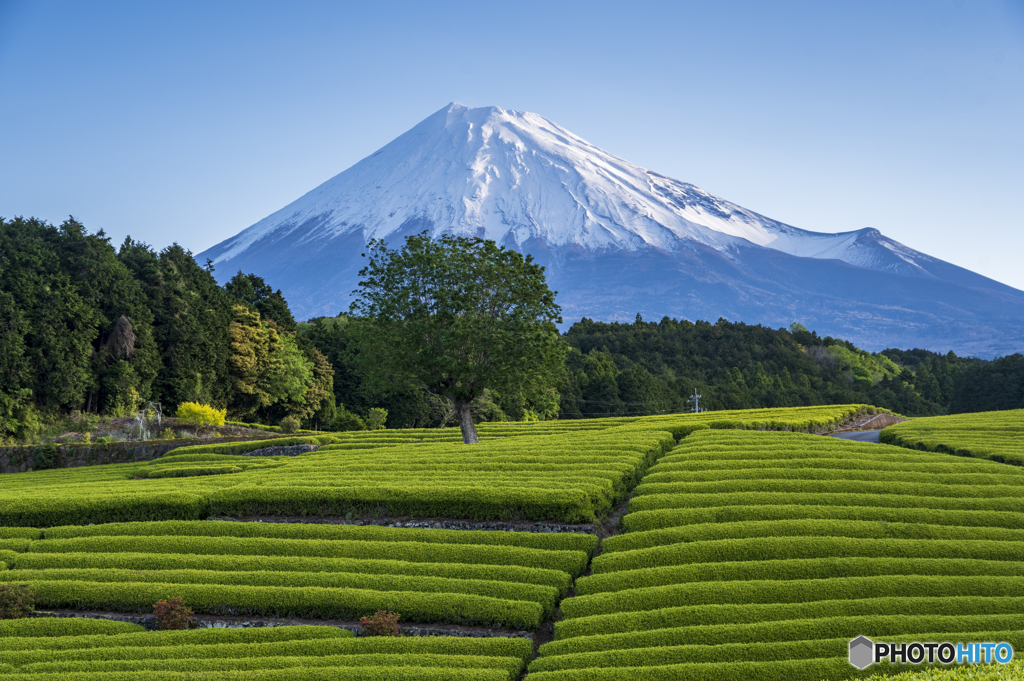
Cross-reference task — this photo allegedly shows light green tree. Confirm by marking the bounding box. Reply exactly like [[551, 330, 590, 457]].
[[227, 306, 314, 420]]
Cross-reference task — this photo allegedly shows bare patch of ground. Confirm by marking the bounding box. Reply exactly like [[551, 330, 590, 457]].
[[208, 514, 597, 535], [829, 412, 907, 434]]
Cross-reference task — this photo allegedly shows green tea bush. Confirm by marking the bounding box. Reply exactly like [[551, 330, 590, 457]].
[[555, 595, 1024, 640], [26, 579, 545, 629], [0, 528, 42, 540], [43, 519, 598, 555], [0, 425, 675, 525], [603, 518, 1024, 553], [627, 490, 1024, 515], [622, 504, 1024, 533], [526, 658, 951, 681], [575, 557, 1024, 597], [0, 625, 348, 657], [0, 666, 511, 680], [0, 629, 532, 679], [16, 653, 524, 677], [12, 551, 573, 596], [560, 575, 1024, 619], [28, 535, 589, 577], [540, 613, 1024, 656], [4, 567, 560, 618], [532, 630, 1024, 673], [593, 536, 1024, 574], [0, 617, 143, 637]]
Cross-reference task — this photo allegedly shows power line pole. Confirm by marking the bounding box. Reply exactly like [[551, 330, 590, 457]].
[[687, 389, 704, 413]]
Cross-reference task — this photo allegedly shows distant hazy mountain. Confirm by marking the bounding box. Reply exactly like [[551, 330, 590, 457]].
[[199, 103, 1024, 357]]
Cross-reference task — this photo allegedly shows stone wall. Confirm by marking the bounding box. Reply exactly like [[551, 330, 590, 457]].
[[0, 437, 271, 474]]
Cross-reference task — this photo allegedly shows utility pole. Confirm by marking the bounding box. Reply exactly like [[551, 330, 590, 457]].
[[687, 389, 704, 413]]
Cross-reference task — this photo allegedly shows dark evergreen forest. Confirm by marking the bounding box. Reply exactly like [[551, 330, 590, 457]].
[[0, 217, 334, 438], [1, 216, 1020, 437]]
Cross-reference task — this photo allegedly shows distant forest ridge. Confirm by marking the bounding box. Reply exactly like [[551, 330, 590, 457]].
[[556, 316, 1022, 419], [0, 216, 1021, 437]]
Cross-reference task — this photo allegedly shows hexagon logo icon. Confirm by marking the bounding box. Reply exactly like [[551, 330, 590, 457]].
[[849, 636, 875, 669]]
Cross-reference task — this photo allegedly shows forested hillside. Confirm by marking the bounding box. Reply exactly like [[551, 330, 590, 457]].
[[557, 317, 1012, 418], [0, 217, 334, 439], [2, 217, 1020, 438]]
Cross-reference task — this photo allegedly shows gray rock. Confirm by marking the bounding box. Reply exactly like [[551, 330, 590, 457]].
[[239, 444, 319, 457]]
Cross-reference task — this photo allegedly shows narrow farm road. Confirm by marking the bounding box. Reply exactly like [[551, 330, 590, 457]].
[[829, 430, 881, 443]]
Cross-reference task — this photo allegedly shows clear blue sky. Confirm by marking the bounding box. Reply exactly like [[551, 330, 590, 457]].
[[2, 0, 1022, 289]]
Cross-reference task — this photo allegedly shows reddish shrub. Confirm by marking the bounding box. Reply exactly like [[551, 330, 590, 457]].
[[153, 598, 193, 630], [360, 609, 402, 636], [0, 583, 34, 619]]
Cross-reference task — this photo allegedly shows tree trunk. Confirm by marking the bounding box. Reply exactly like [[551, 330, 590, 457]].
[[454, 398, 479, 444]]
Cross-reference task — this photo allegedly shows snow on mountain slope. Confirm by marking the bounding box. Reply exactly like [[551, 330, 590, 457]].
[[208, 104, 927, 275], [199, 103, 1024, 356]]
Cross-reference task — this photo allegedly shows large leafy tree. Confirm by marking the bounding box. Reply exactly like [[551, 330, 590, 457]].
[[351, 232, 565, 443]]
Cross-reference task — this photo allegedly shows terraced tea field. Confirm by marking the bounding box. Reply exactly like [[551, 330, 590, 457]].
[[881, 409, 1024, 465], [0, 618, 533, 679], [0, 405, 871, 527], [0, 520, 598, 629], [530, 429, 1024, 680], [3, 404, 1019, 680]]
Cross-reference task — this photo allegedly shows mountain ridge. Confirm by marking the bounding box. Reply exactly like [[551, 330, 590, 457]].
[[199, 103, 1024, 357]]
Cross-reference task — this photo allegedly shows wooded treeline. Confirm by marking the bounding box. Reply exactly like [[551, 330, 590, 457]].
[[287, 310, 1024, 426], [557, 317, 1021, 418], [0, 217, 334, 438], [1, 217, 1020, 438]]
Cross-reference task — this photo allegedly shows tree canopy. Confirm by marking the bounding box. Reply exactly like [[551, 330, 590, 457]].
[[0, 216, 333, 439], [350, 232, 565, 443], [557, 316, 994, 418]]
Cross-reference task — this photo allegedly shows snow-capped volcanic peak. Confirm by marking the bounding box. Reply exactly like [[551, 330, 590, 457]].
[[210, 103, 926, 275], [199, 102, 1024, 355]]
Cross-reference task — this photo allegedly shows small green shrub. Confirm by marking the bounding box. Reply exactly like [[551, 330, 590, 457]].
[[76, 412, 99, 433], [176, 402, 227, 427], [366, 408, 388, 431], [360, 609, 402, 636], [159, 428, 175, 440], [280, 416, 301, 434], [108, 386, 142, 418], [33, 443, 58, 470], [0, 583, 34, 619], [153, 597, 193, 630], [328, 406, 365, 431]]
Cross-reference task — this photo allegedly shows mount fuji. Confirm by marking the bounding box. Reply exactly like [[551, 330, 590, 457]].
[[199, 103, 1024, 357]]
